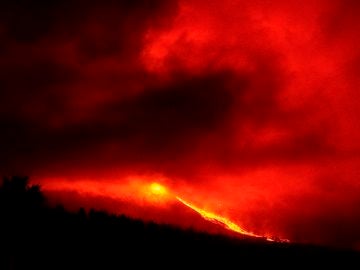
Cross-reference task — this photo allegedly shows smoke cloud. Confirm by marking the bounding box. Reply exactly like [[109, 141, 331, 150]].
[[1, 0, 360, 250]]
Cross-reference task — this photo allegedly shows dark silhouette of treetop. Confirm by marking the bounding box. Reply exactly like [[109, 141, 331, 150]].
[[0, 175, 45, 211]]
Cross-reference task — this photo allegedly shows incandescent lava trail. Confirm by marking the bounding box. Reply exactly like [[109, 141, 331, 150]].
[[149, 182, 283, 242], [176, 196, 274, 241]]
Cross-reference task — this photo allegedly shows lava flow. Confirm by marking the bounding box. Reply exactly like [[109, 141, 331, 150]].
[[149, 182, 283, 242], [176, 196, 273, 241]]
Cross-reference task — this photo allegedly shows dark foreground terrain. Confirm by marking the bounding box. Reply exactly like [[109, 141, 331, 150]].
[[1, 176, 359, 269]]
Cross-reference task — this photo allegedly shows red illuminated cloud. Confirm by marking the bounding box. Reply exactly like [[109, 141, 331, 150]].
[[0, 0, 360, 250]]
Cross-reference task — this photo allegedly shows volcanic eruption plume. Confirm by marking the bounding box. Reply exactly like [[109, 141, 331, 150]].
[[1, 0, 360, 250]]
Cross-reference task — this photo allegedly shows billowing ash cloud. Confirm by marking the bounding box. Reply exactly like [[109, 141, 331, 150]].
[[1, 0, 360, 250]]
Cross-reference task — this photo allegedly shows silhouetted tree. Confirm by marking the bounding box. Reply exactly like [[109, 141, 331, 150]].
[[0, 176, 45, 215], [26, 184, 45, 209]]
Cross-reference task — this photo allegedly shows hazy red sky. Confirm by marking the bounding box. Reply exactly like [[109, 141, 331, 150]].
[[1, 0, 360, 250]]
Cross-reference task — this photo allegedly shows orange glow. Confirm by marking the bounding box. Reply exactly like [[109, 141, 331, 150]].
[[40, 177, 175, 207], [38, 177, 288, 242]]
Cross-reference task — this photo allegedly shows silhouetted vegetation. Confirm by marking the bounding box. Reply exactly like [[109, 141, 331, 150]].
[[1, 176, 359, 269]]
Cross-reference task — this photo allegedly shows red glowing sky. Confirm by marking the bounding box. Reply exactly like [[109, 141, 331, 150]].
[[1, 0, 360, 250]]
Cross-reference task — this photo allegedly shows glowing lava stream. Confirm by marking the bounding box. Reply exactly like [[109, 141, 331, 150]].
[[176, 196, 274, 241], [148, 182, 282, 242]]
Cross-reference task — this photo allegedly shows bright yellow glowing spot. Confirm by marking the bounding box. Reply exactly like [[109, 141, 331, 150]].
[[142, 182, 173, 205], [149, 182, 167, 196]]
